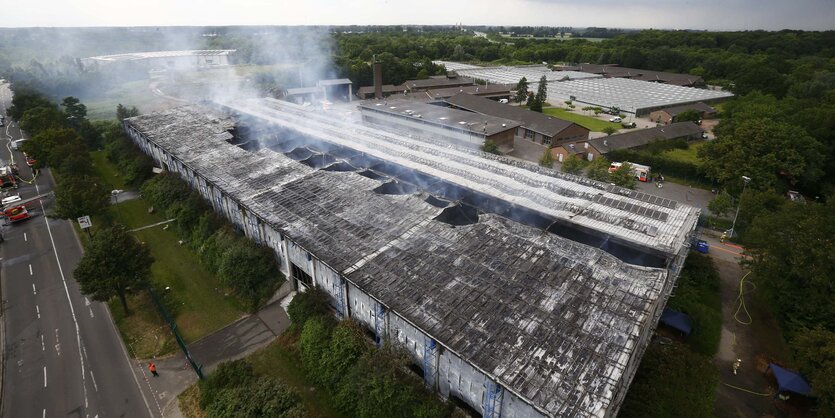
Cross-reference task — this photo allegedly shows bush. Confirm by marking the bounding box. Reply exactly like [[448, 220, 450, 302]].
[[608, 148, 706, 181], [205, 376, 305, 418], [287, 288, 333, 329], [299, 317, 334, 384], [667, 253, 722, 357], [619, 341, 718, 418], [199, 359, 255, 409]]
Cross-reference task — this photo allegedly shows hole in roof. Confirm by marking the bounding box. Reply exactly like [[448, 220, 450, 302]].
[[434, 204, 479, 226], [357, 169, 389, 181], [373, 180, 418, 195], [424, 195, 450, 208], [300, 153, 337, 169], [285, 147, 315, 161], [322, 161, 357, 172]]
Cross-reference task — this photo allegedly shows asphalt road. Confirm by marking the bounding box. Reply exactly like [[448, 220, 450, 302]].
[[0, 82, 153, 418]]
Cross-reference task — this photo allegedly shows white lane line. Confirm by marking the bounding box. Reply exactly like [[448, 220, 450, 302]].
[[42, 409, 45, 418], [41, 334, 45, 351], [35, 305, 40, 319], [32, 283, 37, 295], [43, 366, 47, 387], [90, 370, 98, 392], [24, 232, 27, 242], [29, 264, 33, 275], [41, 202, 89, 408]]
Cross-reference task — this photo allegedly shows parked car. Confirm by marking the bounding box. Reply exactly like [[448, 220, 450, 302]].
[[621, 122, 636, 129], [609, 116, 622, 123]]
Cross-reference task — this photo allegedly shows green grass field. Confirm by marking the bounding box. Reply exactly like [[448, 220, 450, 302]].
[[662, 141, 705, 165], [108, 198, 246, 357], [542, 107, 622, 132], [88, 154, 244, 358], [82, 79, 176, 121], [90, 150, 126, 190]]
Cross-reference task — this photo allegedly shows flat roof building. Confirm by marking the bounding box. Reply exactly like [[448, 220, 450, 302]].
[[124, 101, 700, 418], [80, 49, 235, 71], [558, 64, 705, 87], [588, 122, 706, 154], [446, 93, 590, 146], [359, 100, 520, 150]]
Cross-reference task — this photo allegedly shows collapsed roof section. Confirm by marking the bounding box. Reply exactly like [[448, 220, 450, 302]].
[[225, 98, 700, 259], [125, 104, 678, 416]]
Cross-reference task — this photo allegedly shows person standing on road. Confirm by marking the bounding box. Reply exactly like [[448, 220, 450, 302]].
[[149, 362, 159, 377]]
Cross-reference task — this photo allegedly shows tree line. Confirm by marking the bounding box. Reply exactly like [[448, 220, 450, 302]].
[[8, 90, 285, 314]]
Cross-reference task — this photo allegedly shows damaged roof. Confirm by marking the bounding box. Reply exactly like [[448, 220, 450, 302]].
[[126, 104, 697, 417]]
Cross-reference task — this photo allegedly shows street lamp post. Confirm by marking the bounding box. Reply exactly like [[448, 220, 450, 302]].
[[728, 175, 751, 239]]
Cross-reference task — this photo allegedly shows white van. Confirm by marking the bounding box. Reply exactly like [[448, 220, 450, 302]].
[[498, 98, 509, 104]]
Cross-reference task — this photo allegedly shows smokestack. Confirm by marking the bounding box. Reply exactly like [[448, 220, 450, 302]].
[[373, 62, 383, 99]]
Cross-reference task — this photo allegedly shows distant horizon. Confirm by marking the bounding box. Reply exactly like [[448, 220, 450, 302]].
[[0, 24, 829, 33], [2, 0, 832, 31]]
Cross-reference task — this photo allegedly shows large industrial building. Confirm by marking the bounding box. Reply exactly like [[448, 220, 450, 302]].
[[435, 62, 733, 116], [80, 50, 235, 72], [124, 99, 700, 418]]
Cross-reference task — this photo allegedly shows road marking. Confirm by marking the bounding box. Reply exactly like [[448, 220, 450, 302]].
[[42, 409, 45, 418], [32, 283, 37, 295], [43, 366, 47, 387], [41, 203, 89, 408], [41, 334, 45, 351], [55, 328, 62, 356], [85, 297, 95, 317], [90, 370, 98, 392], [29, 264, 33, 275], [36, 304, 40, 319], [24, 232, 27, 241]]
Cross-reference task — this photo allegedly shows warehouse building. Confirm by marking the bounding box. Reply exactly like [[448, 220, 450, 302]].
[[552, 122, 705, 162], [557, 64, 704, 87], [434, 62, 733, 116], [649, 102, 716, 125], [446, 93, 590, 146], [359, 100, 520, 149], [80, 49, 235, 72], [124, 101, 700, 418]]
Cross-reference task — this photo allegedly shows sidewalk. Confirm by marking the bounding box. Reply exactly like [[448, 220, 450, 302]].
[[131, 300, 291, 417]]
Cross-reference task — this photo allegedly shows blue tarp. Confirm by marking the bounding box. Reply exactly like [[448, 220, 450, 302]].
[[769, 364, 812, 396], [660, 308, 693, 335]]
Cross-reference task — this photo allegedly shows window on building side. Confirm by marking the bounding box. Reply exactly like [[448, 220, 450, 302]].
[[525, 129, 535, 140]]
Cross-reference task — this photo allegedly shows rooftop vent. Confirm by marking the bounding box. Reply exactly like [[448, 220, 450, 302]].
[[373, 180, 418, 195], [434, 203, 479, 226]]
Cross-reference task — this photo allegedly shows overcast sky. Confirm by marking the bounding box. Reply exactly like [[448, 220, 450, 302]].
[[2, 0, 832, 30]]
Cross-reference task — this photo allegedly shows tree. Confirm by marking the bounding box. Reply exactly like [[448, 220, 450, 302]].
[[699, 118, 825, 191], [529, 98, 543, 113], [561, 156, 586, 174], [791, 327, 835, 417], [20, 128, 80, 169], [286, 287, 332, 329], [707, 191, 734, 217], [116, 104, 140, 122], [53, 175, 109, 219], [61, 96, 87, 126], [744, 199, 835, 332], [73, 226, 153, 315], [535, 75, 547, 104], [539, 146, 554, 168], [610, 162, 637, 188], [514, 77, 529, 103], [602, 125, 618, 136], [481, 139, 500, 154], [672, 109, 701, 123], [218, 243, 281, 311], [587, 157, 612, 181]]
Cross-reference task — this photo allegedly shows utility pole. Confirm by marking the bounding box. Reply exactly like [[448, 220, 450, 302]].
[[728, 175, 751, 239]]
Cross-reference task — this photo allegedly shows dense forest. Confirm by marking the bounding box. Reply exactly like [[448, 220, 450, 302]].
[[2, 26, 834, 415]]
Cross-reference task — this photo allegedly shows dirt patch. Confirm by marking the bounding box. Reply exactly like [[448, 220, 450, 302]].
[[712, 255, 806, 417]]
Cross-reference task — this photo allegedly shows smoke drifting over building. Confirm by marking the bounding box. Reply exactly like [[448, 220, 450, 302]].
[[123, 95, 699, 417]]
